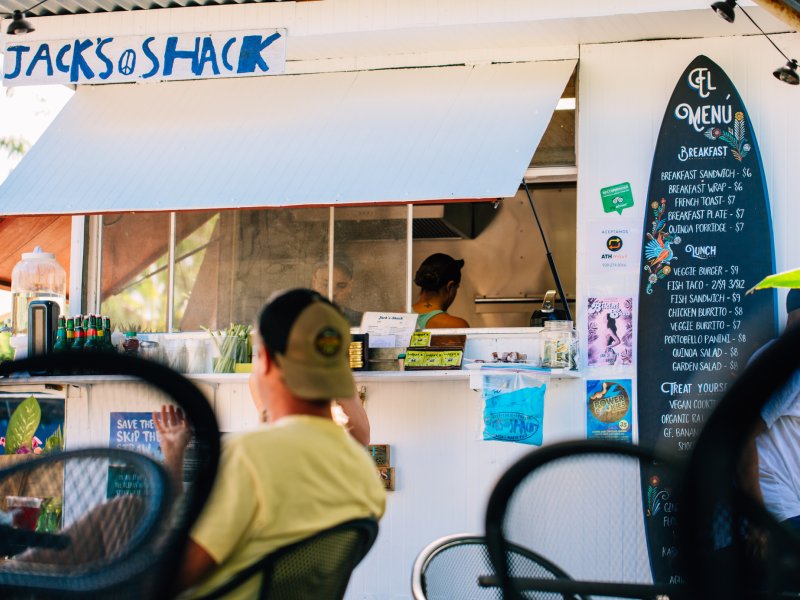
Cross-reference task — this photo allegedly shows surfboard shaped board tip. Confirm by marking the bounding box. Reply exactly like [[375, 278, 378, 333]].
[[636, 53, 776, 585]]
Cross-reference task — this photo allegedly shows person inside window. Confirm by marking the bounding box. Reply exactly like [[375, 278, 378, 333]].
[[412, 253, 469, 330], [311, 260, 362, 327]]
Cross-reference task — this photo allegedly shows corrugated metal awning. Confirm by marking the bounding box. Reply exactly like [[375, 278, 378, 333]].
[[0, 60, 575, 215]]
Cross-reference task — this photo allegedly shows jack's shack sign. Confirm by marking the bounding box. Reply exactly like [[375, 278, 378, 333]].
[[3, 28, 286, 86]]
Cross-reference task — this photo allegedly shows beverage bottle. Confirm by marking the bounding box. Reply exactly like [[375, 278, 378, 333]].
[[72, 316, 84, 352], [84, 315, 99, 352], [96, 314, 105, 350], [66, 317, 75, 350], [103, 316, 114, 352], [53, 316, 69, 353]]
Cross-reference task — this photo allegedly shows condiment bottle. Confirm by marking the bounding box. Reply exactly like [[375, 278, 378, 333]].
[[123, 331, 140, 354]]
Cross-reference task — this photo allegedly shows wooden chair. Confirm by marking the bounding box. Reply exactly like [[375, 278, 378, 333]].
[[411, 532, 585, 600], [483, 440, 686, 599], [193, 517, 379, 600]]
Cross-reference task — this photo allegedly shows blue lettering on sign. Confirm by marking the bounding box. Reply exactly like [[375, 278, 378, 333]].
[[96, 37, 114, 80], [70, 38, 95, 82], [55, 44, 71, 73], [141, 36, 159, 79], [4, 31, 284, 83], [163, 35, 200, 76], [4, 45, 30, 79], [221, 37, 236, 71], [26, 43, 52, 77], [118, 48, 136, 76], [197, 36, 220, 76], [237, 32, 281, 73]]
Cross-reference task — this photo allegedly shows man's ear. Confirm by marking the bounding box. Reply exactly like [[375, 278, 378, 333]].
[[254, 345, 272, 375]]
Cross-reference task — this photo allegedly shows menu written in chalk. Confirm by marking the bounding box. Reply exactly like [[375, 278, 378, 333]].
[[637, 55, 776, 585]]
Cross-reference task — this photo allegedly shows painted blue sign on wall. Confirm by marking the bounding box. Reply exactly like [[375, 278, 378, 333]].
[[3, 28, 286, 87]]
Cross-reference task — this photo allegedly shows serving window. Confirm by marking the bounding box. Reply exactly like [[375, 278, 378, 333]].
[[97, 206, 411, 332]]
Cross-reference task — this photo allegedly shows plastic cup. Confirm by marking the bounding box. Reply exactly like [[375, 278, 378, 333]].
[[6, 496, 42, 531]]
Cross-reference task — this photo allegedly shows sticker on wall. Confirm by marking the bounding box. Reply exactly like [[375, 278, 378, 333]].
[[587, 297, 633, 367], [601, 182, 635, 214], [589, 221, 639, 274], [481, 368, 548, 446], [586, 379, 633, 443]]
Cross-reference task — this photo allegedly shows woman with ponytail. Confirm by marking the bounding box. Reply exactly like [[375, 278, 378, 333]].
[[412, 253, 470, 330]]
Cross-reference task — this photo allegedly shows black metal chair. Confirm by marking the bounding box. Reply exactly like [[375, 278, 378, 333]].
[[484, 440, 686, 600], [681, 323, 800, 600], [411, 532, 584, 600], [0, 352, 220, 600], [0, 447, 172, 597], [193, 517, 379, 600]]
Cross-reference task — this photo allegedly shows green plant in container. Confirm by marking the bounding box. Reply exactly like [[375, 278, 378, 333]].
[[205, 324, 252, 373]]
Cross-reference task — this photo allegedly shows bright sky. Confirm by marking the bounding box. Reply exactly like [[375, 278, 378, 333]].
[[0, 56, 73, 320], [0, 55, 74, 182]]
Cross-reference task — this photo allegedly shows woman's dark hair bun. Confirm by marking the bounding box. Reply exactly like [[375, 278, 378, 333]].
[[414, 253, 465, 291], [414, 267, 441, 289]]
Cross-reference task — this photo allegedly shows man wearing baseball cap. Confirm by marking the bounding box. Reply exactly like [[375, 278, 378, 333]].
[[157, 289, 386, 599]]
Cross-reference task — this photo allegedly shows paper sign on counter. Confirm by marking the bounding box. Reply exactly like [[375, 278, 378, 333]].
[[360, 312, 417, 348]]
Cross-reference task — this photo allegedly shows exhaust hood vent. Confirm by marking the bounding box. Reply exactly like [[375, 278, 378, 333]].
[[328, 203, 498, 241], [413, 218, 466, 240]]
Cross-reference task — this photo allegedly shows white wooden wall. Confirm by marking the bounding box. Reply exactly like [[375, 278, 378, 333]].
[[60, 373, 586, 599]]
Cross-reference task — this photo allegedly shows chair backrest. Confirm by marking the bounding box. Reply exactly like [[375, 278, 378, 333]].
[[681, 324, 800, 599], [194, 517, 379, 600], [0, 352, 220, 600], [0, 447, 171, 598], [411, 533, 582, 600], [485, 440, 683, 600]]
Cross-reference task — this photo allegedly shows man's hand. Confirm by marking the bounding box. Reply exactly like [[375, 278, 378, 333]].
[[153, 405, 191, 486]]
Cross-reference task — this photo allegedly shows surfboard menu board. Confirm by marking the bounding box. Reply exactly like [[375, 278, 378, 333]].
[[637, 55, 776, 584]]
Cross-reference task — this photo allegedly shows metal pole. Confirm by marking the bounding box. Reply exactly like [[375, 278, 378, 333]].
[[522, 180, 573, 322]]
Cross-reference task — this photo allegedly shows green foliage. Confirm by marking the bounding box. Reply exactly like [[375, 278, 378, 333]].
[[44, 425, 64, 454], [747, 268, 800, 294], [205, 323, 252, 373], [0, 136, 29, 158], [5, 396, 41, 454]]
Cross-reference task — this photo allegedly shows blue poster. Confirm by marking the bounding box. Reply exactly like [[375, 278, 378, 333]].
[[586, 379, 633, 443], [482, 369, 547, 446], [108, 412, 162, 498], [109, 412, 162, 458]]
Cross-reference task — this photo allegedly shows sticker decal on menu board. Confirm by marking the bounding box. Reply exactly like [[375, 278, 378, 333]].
[[637, 55, 777, 585]]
